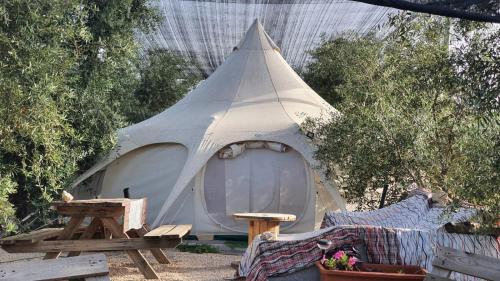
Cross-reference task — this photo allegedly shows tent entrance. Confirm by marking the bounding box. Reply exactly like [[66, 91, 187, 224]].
[[201, 144, 310, 232]]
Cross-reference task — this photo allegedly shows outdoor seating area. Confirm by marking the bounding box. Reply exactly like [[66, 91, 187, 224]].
[[237, 193, 500, 281], [0, 198, 191, 279]]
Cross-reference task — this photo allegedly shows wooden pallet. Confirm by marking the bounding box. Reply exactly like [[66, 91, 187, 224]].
[[424, 246, 500, 281], [0, 253, 110, 281]]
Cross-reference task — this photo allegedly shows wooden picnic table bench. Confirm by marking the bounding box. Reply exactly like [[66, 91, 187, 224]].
[[0, 198, 192, 279]]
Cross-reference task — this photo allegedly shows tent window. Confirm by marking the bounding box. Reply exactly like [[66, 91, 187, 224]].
[[203, 146, 308, 232]]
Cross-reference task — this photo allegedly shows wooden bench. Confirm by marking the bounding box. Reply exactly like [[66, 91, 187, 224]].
[[144, 224, 191, 239], [424, 246, 500, 281], [0, 228, 63, 245], [0, 253, 110, 281], [125, 224, 192, 264]]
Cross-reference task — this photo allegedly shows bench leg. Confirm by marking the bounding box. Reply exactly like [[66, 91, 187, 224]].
[[100, 217, 159, 279], [44, 216, 85, 259], [67, 218, 102, 257], [127, 224, 171, 264]]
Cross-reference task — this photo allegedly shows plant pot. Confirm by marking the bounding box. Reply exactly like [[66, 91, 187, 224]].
[[315, 261, 427, 281]]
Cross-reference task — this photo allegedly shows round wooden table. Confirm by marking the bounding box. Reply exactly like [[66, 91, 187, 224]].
[[233, 213, 296, 244]]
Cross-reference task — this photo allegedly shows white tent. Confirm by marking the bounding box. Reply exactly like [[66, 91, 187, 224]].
[[72, 20, 346, 235]]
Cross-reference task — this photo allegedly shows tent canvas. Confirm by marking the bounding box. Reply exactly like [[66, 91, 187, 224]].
[[72, 20, 345, 235]]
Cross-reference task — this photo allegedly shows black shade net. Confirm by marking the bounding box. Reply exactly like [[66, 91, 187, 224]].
[[352, 0, 500, 23]]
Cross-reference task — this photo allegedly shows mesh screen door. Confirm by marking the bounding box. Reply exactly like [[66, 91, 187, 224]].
[[203, 147, 309, 232]]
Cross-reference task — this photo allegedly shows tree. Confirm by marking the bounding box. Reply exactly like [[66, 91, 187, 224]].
[[303, 14, 499, 227], [129, 49, 201, 123], [0, 0, 199, 234]]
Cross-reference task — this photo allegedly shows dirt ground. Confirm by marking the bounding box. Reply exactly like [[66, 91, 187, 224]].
[[0, 248, 241, 281]]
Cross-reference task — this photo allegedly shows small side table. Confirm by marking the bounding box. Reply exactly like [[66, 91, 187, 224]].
[[233, 213, 296, 244]]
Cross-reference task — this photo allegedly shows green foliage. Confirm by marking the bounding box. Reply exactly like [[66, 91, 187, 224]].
[[129, 49, 201, 123], [177, 244, 220, 254], [0, 175, 18, 233], [323, 251, 356, 271], [223, 240, 248, 250], [303, 34, 383, 106], [0, 0, 196, 235], [303, 14, 499, 226]]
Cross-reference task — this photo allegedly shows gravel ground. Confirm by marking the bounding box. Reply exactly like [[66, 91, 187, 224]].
[[0, 248, 241, 281]]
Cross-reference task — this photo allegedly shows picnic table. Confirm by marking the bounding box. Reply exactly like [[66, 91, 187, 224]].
[[233, 213, 296, 244], [0, 198, 191, 279]]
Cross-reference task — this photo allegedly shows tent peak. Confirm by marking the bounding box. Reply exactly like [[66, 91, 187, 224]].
[[236, 19, 280, 52]]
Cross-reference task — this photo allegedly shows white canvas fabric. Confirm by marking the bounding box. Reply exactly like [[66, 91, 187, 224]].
[[72, 20, 346, 234]]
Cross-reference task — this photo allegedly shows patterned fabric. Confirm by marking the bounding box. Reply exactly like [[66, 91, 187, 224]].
[[239, 225, 401, 281], [239, 194, 500, 281], [323, 194, 500, 280]]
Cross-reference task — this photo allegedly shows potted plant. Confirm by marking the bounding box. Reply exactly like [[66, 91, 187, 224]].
[[316, 250, 427, 281]]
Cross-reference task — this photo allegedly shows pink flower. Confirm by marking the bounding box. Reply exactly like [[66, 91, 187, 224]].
[[334, 251, 345, 260], [348, 256, 358, 266]]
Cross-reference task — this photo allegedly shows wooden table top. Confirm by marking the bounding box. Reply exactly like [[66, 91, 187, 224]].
[[51, 198, 144, 208], [232, 212, 296, 222]]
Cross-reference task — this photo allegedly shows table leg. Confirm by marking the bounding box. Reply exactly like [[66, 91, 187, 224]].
[[258, 220, 268, 235], [248, 220, 258, 245], [67, 218, 102, 257], [44, 216, 85, 259], [127, 224, 170, 264], [247, 220, 281, 245], [100, 217, 159, 279], [266, 221, 280, 240]]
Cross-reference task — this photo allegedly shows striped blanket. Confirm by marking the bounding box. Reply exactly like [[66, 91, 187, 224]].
[[238, 194, 499, 281]]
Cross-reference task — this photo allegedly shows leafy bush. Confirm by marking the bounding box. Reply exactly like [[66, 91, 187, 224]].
[[0, 0, 198, 235], [0, 176, 17, 234], [129, 49, 201, 123], [303, 14, 499, 227]]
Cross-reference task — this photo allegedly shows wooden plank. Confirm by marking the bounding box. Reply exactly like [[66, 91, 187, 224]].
[[428, 266, 452, 279], [2, 237, 181, 253], [248, 221, 256, 245], [0, 254, 108, 281], [267, 221, 280, 240], [144, 225, 191, 239], [166, 225, 191, 238], [100, 217, 159, 279], [233, 213, 296, 222], [55, 206, 125, 218], [258, 220, 267, 235], [68, 218, 102, 257], [432, 246, 500, 280], [127, 225, 170, 264], [124, 198, 147, 231], [424, 273, 454, 281], [44, 216, 85, 259], [143, 225, 175, 237], [51, 199, 131, 208], [124, 250, 159, 279], [0, 228, 63, 245]]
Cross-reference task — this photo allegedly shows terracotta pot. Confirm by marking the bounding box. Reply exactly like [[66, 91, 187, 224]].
[[315, 261, 427, 281]]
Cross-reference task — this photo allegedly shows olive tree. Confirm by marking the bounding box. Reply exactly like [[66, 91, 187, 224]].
[[303, 14, 499, 227]]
